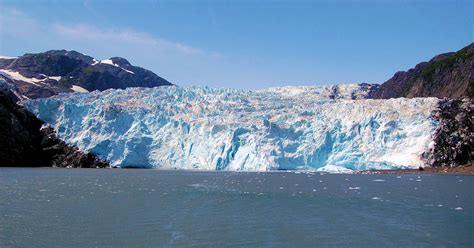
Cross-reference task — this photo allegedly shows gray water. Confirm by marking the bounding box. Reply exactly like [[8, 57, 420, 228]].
[[0, 168, 472, 247]]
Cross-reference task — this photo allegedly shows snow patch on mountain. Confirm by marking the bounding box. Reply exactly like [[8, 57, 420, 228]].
[[100, 59, 135, 74], [39, 74, 61, 81], [91, 59, 100, 66], [24, 85, 439, 171], [0, 56, 17, 59], [71, 85, 89, 93], [0, 70, 64, 86], [0, 70, 45, 86]]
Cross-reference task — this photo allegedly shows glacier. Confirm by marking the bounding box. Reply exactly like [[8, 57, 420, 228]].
[[24, 85, 440, 171]]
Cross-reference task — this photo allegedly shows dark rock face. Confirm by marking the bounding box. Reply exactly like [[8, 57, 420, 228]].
[[423, 98, 473, 167], [0, 85, 44, 166], [0, 86, 108, 168], [373, 43, 473, 99], [357, 83, 379, 99], [40, 127, 108, 168], [0, 50, 172, 99]]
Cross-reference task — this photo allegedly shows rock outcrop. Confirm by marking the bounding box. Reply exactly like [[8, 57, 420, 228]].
[[423, 98, 473, 167], [40, 127, 108, 168]]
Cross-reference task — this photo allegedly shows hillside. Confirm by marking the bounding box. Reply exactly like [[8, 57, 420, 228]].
[[374, 43, 473, 99], [0, 50, 172, 99]]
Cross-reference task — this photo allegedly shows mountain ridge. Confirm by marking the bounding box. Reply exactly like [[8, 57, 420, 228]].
[[0, 50, 172, 99], [1, 44, 472, 100], [373, 43, 473, 99]]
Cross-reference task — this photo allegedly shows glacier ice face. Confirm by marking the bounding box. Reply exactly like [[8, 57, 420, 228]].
[[24, 85, 439, 171]]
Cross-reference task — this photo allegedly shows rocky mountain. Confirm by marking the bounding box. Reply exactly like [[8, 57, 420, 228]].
[[373, 43, 473, 99], [0, 50, 172, 99], [0, 78, 108, 167]]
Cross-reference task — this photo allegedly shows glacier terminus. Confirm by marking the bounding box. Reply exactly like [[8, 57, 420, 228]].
[[24, 85, 440, 172]]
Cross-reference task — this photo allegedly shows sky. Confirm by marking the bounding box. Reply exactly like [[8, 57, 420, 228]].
[[0, 0, 472, 89]]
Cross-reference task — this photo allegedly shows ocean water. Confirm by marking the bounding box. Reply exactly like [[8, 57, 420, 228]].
[[0, 168, 472, 247]]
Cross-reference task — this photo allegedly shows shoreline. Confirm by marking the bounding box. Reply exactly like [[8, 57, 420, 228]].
[[358, 165, 474, 176], [1, 165, 473, 176]]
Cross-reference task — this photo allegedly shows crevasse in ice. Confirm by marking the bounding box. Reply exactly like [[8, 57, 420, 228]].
[[24, 85, 439, 171]]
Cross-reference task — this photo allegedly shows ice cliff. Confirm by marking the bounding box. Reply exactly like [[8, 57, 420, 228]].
[[24, 85, 440, 171]]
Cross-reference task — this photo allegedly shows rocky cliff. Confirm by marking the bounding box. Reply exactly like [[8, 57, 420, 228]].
[[0, 80, 108, 167], [423, 98, 473, 167]]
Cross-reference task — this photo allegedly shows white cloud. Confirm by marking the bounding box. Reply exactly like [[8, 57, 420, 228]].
[[0, 7, 40, 37], [53, 24, 204, 55], [0, 7, 210, 57]]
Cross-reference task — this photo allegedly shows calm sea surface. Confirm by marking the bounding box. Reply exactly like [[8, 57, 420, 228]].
[[0, 168, 472, 247]]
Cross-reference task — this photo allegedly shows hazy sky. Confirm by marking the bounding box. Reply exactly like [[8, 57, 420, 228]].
[[0, 0, 472, 89]]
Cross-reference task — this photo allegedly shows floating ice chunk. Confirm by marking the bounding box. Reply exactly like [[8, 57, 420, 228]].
[[317, 165, 354, 174], [373, 179, 385, 182], [455, 207, 463, 211]]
